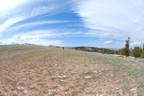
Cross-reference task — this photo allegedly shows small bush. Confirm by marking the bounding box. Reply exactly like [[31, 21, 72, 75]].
[[141, 51, 144, 58], [131, 46, 142, 58], [119, 48, 125, 55]]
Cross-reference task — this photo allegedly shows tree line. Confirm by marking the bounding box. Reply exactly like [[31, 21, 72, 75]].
[[103, 37, 144, 58], [119, 37, 144, 58]]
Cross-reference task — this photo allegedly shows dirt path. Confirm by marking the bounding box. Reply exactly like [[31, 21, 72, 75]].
[[0, 47, 144, 96]]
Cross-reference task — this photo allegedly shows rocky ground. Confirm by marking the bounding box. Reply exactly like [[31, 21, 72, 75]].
[[0, 45, 144, 96]]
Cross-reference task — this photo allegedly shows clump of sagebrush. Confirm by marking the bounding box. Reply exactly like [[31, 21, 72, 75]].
[[141, 51, 144, 58], [131, 46, 142, 58]]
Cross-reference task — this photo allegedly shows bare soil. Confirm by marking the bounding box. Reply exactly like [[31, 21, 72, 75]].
[[0, 46, 144, 96]]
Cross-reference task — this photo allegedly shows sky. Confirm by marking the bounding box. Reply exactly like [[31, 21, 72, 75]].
[[0, 0, 144, 48]]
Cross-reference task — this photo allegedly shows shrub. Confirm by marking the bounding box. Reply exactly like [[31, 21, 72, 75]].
[[131, 46, 142, 58], [141, 51, 144, 58], [119, 48, 126, 55]]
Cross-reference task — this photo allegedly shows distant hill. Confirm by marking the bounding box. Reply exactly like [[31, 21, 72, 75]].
[[72, 46, 115, 54], [0, 44, 116, 54], [0, 44, 44, 52]]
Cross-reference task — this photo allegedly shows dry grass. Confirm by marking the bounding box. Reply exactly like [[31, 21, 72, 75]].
[[0, 45, 144, 96]]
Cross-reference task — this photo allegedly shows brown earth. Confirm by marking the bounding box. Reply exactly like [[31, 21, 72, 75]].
[[0, 46, 144, 96]]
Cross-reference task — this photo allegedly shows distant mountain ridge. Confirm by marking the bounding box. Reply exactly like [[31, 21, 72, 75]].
[[72, 46, 115, 54]]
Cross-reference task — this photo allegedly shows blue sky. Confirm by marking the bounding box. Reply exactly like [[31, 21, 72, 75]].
[[0, 0, 144, 48]]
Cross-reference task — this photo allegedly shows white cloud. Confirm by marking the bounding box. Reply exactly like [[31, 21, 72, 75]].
[[0, 0, 28, 17], [0, 35, 62, 46], [0, 0, 71, 34], [9, 20, 75, 33], [29, 5, 58, 17], [0, 0, 81, 46], [0, 29, 83, 46], [0, 17, 24, 34], [131, 41, 142, 47], [11, 0, 69, 18], [103, 40, 112, 44], [73, 0, 144, 41], [14, 30, 58, 38], [2, 0, 144, 47], [86, 29, 119, 37], [0, 0, 67, 35], [13, 30, 82, 38]]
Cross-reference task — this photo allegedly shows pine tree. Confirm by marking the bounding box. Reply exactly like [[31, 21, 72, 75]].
[[143, 43, 144, 51], [125, 37, 130, 57]]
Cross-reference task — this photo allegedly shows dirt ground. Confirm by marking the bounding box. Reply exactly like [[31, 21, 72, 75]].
[[0, 46, 144, 96]]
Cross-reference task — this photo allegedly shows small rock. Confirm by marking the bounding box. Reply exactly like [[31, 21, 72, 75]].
[[84, 75, 92, 79], [17, 86, 24, 90], [92, 70, 97, 73], [62, 75, 67, 78], [24, 90, 28, 94], [117, 89, 123, 95], [65, 92, 68, 94], [130, 87, 138, 96], [57, 75, 68, 79]]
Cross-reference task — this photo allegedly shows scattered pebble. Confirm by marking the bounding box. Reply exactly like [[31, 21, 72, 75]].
[[84, 75, 92, 79]]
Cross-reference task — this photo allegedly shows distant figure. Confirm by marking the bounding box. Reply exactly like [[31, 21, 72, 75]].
[[63, 47, 64, 50]]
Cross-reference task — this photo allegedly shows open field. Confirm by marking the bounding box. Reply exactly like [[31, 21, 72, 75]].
[[0, 45, 144, 96]]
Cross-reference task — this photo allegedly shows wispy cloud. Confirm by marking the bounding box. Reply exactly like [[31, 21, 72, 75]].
[[0, 36, 62, 46], [0, 0, 28, 17], [9, 20, 76, 33], [131, 41, 142, 47], [1, 0, 74, 27], [1, 0, 143, 47], [0, 30, 64, 46], [0, 17, 24, 34], [0, 0, 84, 46], [13, 29, 83, 38], [73, 0, 144, 42], [0, 0, 72, 37], [103, 40, 112, 44], [10, 0, 71, 18], [0, 29, 83, 46]]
